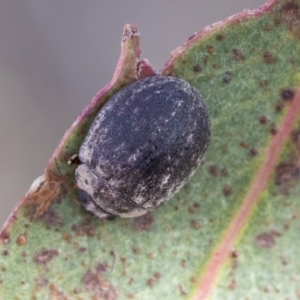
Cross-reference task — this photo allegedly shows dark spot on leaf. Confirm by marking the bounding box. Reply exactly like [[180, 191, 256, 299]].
[[240, 142, 249, 149], [223, 186, 232, 196], [209, 165, 218, 176], [188, 207, 196, 214], [133, 247, 141, 255], [280, 1, 300, 39], [255, 232, 275, 249], [221, 169, 228, 177], [232, 49, 245, 61], [191, 220, 200, 229], [276, 102, 284, 112], [212, 64, 221, 69], [249, 148, 258, 156], [223, 71, 232, 83], [193, 64, 202, 72], [34, 249, 59, 265], [259, 115, 268, 125], [2, 251, 8, 256], [216, 34, 224, 41], [87, 229, 95, 237], [193, 202, 200, 208], [83, 263, 118, 299], [207, 45, 215, 54], [231, 250, 240, 258], [41, 209, 64, 229], [259, 80, 269, 88], [147, 278, 155, 287], [270, 125, 278, 135], [133, 212, 154, 231], [281, 88, 295, 101], [78, 247, 87, 253], [275, 156, 300, 195], [263, 51, 277, 64]]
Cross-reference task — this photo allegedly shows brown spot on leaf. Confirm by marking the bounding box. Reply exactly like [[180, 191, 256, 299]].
[[41, 209, 64, 229], [231, 250, 240, 259], [275, 162, 300, 193], [133, 212, 154, 231], [223, 186, 232, 197], [17, 235, 27, 246], [87, 229, 95, 237], [221, 169, 228, 177], [34, 249, 59, 265], [281, 88, 295, 101], [216, 34, 224, 41], [263, 51, 277, 64], [207, 45, 215, 54], [49, 284, 69, 300], [147, 277, 155, 287], [240, 142, 249, 149], [259, 80, 269, 88], [276, 102, 284, 112], [209, 165, 218, 176], [249, 148, 258, 156], [2, 251, 8, 256], [193, 64, 202, 73], [232, 49, 245, 61], [0, 232, 10, 245], [280, 1, 300, 38], [188, 207, 196, 214], [259, 115, 268, 125], [133, 247, 141, 255], [255, 232, 275, 249], [270, 125, 278, 135], [83, 263, 118, 299], [147, 272, 162, 287], [191, 220, 201, 229]]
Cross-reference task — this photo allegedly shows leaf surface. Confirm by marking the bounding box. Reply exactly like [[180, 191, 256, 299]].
[[1, 1, 300, 299]]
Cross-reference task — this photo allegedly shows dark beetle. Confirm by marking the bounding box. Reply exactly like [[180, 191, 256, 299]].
[[75, 76, 210, 219]]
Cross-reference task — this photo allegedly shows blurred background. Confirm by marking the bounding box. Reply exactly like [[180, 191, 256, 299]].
[[0, 0, 265, 225]]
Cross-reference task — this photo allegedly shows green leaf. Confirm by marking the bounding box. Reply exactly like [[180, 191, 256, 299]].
[[1, 1, 300, 299]]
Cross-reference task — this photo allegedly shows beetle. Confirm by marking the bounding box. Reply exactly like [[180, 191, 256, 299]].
[[75, 76, 210, 219]]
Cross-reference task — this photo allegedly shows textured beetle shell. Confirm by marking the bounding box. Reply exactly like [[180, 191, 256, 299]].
[[76, 76, 210, 218]]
